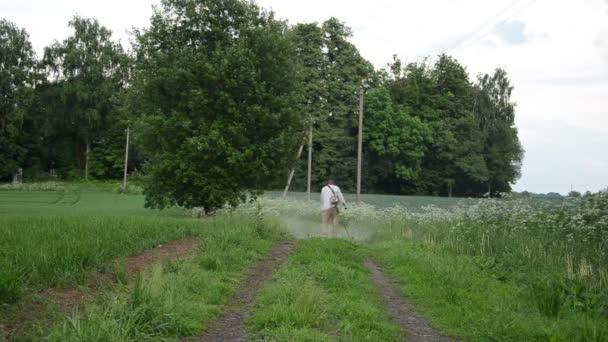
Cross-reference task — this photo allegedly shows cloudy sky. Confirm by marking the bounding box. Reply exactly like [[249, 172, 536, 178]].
[[2, 0, 607, 194]]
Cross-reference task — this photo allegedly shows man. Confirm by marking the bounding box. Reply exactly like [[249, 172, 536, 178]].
[[320, 179, 347, 237]]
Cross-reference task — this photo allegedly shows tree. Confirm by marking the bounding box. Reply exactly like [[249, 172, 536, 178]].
[[363, 87, 431, 193], [290, 18, 373, 192], [475, 68, 524, 195], [427, 55, 488, 196], [0, 20, 38, 179], [280, 23, 326, 191], [380, 58, 443, 194], [376, 55, 520, 197], [43, 16, 129, 179], [132, 0, 304, 212]]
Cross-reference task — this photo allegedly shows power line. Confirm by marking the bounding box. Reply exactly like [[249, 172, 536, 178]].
[[450, 0, 538, 52], [421, 0, 537, 58]]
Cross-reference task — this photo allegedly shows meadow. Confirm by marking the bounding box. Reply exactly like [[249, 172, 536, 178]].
[[0, 182, 291, 340], [2, 182, 607, 341], [45, 216, 287, 341], [0, 184, 201, 304], [248, 239, 402, 340], [245, 192, 608, 340]]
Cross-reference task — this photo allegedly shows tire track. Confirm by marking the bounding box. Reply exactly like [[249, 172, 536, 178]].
[[183, 240, 297, 342], [365, 259, 458, 342]]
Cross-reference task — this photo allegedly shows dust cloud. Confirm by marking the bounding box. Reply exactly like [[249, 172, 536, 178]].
[[285, 216, 377, 242]]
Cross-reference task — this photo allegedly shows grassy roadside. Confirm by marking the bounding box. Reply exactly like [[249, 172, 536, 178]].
[[372, 240, 608, 341], [248, 238, 402, 341], [36, 215, 287, 341]]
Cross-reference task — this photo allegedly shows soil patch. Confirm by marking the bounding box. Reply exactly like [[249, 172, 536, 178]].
[[183, 240, 297, 342], [364, 259, 457, 342], [2, 237, 199, 340], [124, 238, 199, 275], [41, 237, 200, 312]]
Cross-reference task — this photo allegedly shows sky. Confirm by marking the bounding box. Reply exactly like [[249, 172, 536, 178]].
[[2, 0, 607, 194]]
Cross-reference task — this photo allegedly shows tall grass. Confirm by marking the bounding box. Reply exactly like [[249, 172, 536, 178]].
[[249, 239, 401, 341], [45, 215, 287, 341], [371, 194, 608, 319], [0, 189, 200, 304], [236, 192, 608, 339]]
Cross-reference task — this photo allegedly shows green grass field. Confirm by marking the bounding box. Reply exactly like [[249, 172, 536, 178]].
[[248, 193, 608, 340], [2, 183, 607, 341], [249, 239, 401, 340], [45, 216, 287, 341], [0, 187, 201, 304]]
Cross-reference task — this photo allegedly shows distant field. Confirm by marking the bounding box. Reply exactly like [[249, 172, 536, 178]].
[[0, 187, 181, 217], [0, 188, 203, 304], [265, 191, 476, 211]]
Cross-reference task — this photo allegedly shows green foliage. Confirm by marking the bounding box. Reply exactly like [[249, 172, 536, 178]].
[[0, 20, 38, 179], [368, 55, 522, 196], [289, 18, 373, 192], [249, 239, 401, 340], [2, 7, 523, 198], [475, 68, 524, 194], [364, 86, 432, 192], [42, 16, 130, 178], [88, 123, 138, 180], [132, 0, 304, 211]]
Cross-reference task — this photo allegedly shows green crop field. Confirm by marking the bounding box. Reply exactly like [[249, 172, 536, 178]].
[[265, 190, 476, 211], [0, 186, 202, 304]]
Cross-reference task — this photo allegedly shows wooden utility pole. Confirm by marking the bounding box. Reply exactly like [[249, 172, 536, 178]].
[[84, 138, 90, 180], [307, 124, 313, 201], [356, 86, 364, 205], [283, 143, 305, 198], [123, 127, 130, 192]]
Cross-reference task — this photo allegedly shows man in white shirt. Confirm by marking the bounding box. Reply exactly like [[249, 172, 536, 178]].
[[320, 179, 347, 237]]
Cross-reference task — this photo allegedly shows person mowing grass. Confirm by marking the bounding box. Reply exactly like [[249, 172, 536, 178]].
[[320, 179, 347, 237]]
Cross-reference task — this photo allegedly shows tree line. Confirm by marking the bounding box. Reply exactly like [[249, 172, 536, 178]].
[[0, 0, 523, 210]]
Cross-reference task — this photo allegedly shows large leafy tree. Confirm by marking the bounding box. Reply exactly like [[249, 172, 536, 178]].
[[289, 18, 372, 192], [43, 16, 129, 179], [424, 55, 488, 196], [364, 86, 432, 193], [316, 18, 372, 191], [0, 20, 38, 179], [476, 68, 524, 194], [380, 59, 442, 194], [378, 55, 517, 196], [132, 0, 304, 211]]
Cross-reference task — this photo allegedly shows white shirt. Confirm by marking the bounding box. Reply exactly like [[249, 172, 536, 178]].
[[320, 185, 346, 210]]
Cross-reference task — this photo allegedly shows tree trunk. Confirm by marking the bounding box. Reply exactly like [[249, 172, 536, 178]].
[[283, 143, 304, 198], [306, 124, 312, 201], [487, 183, 492, 198], [84, 138, 90, 180], [448, 183, 453, 198], [123, 127, 130, 192]]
